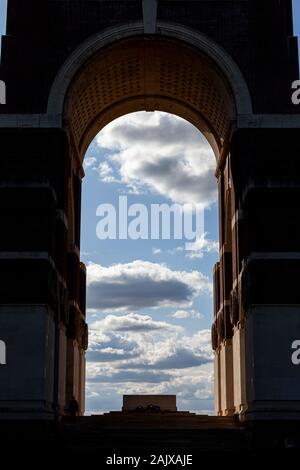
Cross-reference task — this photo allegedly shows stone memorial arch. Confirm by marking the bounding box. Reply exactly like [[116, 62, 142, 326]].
[[0, 0, 300, 422]]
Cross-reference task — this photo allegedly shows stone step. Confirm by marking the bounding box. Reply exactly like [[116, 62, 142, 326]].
[[62, 414, 240, 431], [58, 427, 249, 451]]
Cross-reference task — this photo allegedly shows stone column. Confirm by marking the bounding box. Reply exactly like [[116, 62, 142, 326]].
[[0, 128, 88, 419], [212, 164, 235, 416], [230, 128, 300, 421]]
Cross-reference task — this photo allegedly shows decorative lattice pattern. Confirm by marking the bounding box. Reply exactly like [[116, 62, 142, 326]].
[[158, 57, 227, 138], [66, 39, 234, 157]]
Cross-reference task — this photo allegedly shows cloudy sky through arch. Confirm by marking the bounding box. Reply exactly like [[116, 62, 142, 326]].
[[82, 111, 219, 414]]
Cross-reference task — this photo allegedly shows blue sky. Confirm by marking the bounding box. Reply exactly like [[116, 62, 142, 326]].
[[82, 113, 216, 413], [0, 0, 299, 414], [0, 0, 6, 49], [294, 0, 300, 40]]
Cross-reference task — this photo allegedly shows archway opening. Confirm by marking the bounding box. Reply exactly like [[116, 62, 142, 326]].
[[60, 31, 244, 416], [81, 111, 219, 414]]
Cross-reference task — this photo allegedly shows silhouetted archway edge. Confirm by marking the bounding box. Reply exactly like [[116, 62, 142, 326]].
[[47, 21, 253, 167]]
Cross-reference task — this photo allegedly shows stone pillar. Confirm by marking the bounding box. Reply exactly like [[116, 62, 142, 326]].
[[212, 162, 235, 416], [0, 128, 88, 419], [212, 263, 221, 415], [219, 339, 234, 415], [232, 324, 246, 416], [229, 128, 300, 421]]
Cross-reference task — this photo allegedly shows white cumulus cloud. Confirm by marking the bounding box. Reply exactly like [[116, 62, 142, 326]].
[[171, 310, 204, 320], [95, 112, 217, 208], [87, 260, 212, 311], [83, 155, 97, 169], [186, 233, 219, 259], [85, 315, 214, 413], [91, 312, 182, 333]]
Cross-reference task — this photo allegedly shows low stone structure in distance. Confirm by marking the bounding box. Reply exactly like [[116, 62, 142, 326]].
[[122, 395, 177, 412]]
